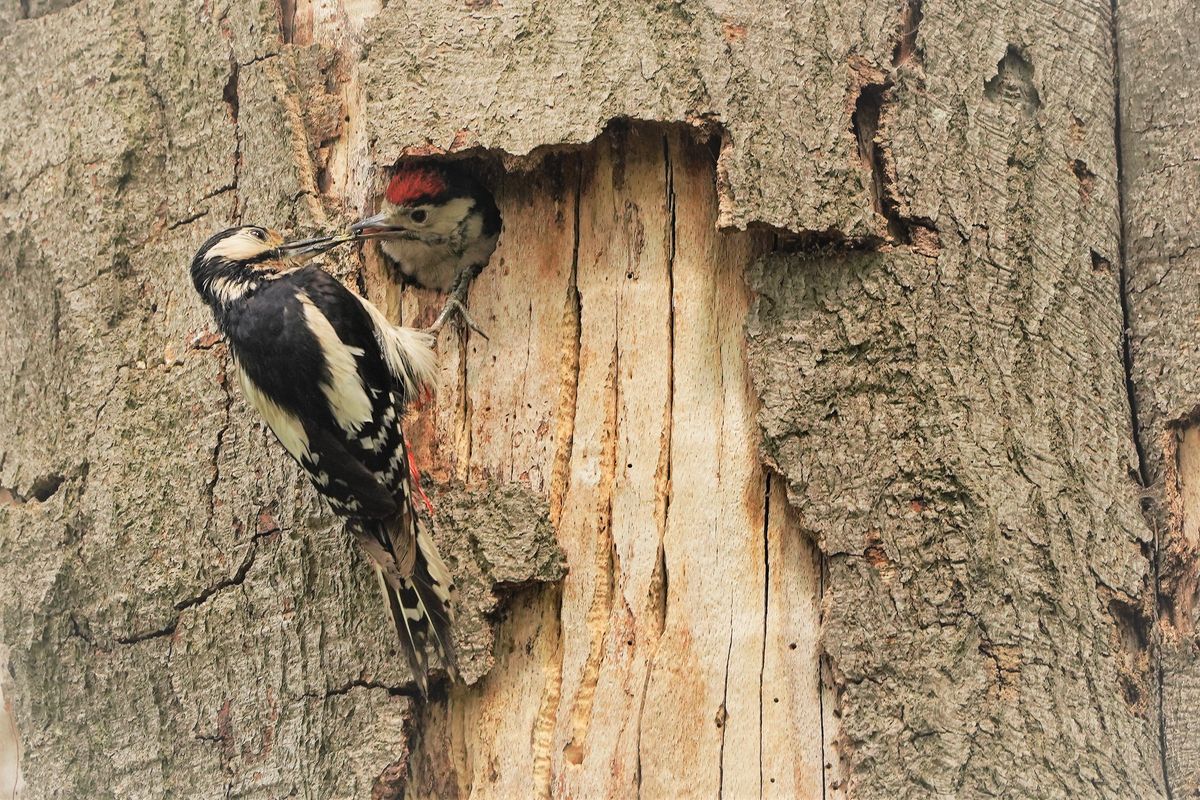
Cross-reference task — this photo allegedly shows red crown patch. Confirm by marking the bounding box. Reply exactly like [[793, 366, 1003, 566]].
[[385, 168, 447, 206]]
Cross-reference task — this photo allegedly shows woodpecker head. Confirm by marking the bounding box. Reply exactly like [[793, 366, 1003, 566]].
[[350, 163, 499, 244], [190, 225, 344, 309]]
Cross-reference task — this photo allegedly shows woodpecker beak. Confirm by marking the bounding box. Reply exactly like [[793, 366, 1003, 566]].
[[276, 234, 351, 262], [349, 212, 405, 235]]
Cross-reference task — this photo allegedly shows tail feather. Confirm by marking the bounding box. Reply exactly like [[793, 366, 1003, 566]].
[[376, 567, 431, 696], [368, 525, 457, 695], [411, 528, 458, 680]]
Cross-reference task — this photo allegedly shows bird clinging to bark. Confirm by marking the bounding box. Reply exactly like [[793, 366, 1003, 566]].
[[350, 162, 502, 336], [189, 225, 457, 694]]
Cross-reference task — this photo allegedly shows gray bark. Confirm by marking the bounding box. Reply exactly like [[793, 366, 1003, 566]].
[[0, 0, 1190, 797], [1119, 0, 1200, 795]]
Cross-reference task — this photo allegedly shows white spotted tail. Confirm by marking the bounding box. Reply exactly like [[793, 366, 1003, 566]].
[[352, 477, 458, 695]]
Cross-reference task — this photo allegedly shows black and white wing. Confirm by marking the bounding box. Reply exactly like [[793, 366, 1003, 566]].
[[224, 266, 455, 691]]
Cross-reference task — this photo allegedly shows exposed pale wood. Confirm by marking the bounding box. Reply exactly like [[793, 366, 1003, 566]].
[[1162, 418, 1200, 795], [638, 129, 773, 798], [0, 649, 17, 800], [1180, 428, 1200, 551], [399, 125, 826, 798], [409, 155, 582, 796], [551, 126, 678, 796], [761, 476, 825, 799]]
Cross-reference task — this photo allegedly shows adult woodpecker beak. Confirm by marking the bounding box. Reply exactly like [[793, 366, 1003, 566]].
[[276, 234, 352, 262]]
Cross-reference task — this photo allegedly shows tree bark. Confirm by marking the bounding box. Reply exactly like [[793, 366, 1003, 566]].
[[1119, 1, 1200, 796], [0, 0, 1188, 798]]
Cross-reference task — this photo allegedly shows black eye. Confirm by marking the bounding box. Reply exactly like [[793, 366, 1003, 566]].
[[410, 209, 427, 223], [250, 228, 267, 240]]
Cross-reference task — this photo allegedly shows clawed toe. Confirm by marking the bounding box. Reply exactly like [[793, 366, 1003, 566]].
[[425, 296, 489, 340]]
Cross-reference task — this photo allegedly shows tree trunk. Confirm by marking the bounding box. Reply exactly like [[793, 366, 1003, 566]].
[[1119, 0, 1200, 795], [0, 1, 1189, 798]]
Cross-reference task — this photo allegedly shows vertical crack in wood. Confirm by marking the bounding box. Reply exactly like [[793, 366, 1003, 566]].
[[1109, 0, 1171, 794], [458, 328, 472, 477], [264, 60, 325, 227], [759, 472, 771, 799], [637, 133, 677, 799], [534, 156, 585, 799], [715, 259, 733, 799], [277, 0, 298, 45], [891, 0, 923, 68], [717, 597, 735, 800], [204, 354, 234, 538], [818, 556, 829, 800], [658, 133, 677, 641], [563, 335, 619, 767], [220, 51, 242, 221], [849, 4, 940, 255], [851, 81, 891, 229]]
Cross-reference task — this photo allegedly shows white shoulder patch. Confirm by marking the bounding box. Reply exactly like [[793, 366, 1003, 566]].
[[235, 361, 310, 461], [297, 291, 374, 434], [355, 294, 437, 402]]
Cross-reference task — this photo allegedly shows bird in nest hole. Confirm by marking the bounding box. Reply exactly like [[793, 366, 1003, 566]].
[[350, 161, 502, 338]]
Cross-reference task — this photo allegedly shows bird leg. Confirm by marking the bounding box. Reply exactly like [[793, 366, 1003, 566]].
[[425, 263, 488, 340]]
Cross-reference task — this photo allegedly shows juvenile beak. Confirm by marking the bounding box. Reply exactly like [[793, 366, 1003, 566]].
[[349, 212, 402, 235]]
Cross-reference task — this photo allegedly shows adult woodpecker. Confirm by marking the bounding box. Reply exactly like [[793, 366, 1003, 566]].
[[189, 225, 456, 694], [349, 162, 501, 335]]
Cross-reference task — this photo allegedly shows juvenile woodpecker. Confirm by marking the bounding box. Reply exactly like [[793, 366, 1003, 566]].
[[190, 225, 456, 693], [350, 162, 501, 334]]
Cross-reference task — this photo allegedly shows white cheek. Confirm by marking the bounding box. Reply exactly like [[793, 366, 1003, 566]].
[[427, 197, 475, 235], [462, 212, 483, 242], [207, 232, 270, 261], [380, 238, 458, 291]]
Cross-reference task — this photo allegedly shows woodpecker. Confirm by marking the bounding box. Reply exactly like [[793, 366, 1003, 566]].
[[189, 225, 456, 694], [350, 162, 501, 335]]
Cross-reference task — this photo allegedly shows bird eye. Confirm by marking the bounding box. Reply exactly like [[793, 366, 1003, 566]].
[[250, 228, 267, 240], [410, 209, 427, 223]]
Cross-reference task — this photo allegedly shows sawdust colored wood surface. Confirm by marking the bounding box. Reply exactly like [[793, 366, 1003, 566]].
[[400, 126, 831, 799]]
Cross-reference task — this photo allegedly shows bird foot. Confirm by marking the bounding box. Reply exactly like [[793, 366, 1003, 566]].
[[425, 295, 488, 340]]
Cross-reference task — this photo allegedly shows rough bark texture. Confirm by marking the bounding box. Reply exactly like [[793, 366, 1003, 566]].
[[1118, 0, 1200, 796], [359, 1, 896, 237], [744, 0, 1168, 796], [0, 0, 1188, 798]]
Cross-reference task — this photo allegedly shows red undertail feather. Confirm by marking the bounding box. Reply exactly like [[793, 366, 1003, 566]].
[[403, 434, 435, 516]]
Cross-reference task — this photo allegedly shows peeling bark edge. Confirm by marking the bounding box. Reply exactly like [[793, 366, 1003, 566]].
[[368, 115, 925, 251]]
